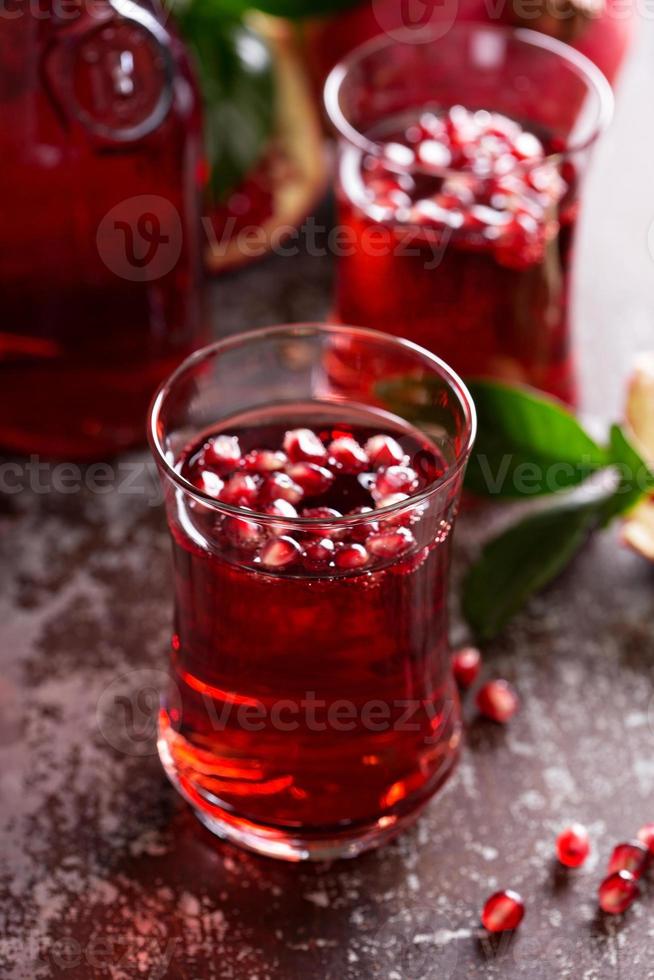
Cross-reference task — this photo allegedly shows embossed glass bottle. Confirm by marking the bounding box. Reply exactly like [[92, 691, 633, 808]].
[[0, 0, 204, 457]]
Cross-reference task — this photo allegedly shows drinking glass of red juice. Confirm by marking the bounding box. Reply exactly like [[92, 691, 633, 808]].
[[149, 324, 476, 860], [324, 25, 613, 404]]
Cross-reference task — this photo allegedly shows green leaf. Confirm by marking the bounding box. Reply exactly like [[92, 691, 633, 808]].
[[600, 424, 654, 524], [462, 493, 610, 641], [210, 0, 360, 17], [464, 380, 609, 499], [168, 2, 275, 201]]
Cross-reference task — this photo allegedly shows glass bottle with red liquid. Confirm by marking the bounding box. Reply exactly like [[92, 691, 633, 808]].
[[325, 25, 613, 404], [0, 0, 204, 457], [149, 324, 476, 860]]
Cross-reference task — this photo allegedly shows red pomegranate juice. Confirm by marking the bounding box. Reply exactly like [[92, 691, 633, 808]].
[[159, 403, 462, 854], [336, 106, 577, 403]]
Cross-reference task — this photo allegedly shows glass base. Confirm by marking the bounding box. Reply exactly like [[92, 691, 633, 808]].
[[158, 726, 459, 862]]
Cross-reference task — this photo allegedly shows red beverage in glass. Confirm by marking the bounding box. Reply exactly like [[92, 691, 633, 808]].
[[325, 25, 613, 405], [150, 325, 476, 860], [0, 0, 204, 457]]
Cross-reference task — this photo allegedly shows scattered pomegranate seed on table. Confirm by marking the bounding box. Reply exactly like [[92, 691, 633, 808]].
[[607, 841, 650, 879], [451, 646, 482, 688], [481, 890, 525, 933], [598, 871, 640, 915], [637, 823, 654, 854], [556, 824, 591, 868], [476, 680, 519, 723]]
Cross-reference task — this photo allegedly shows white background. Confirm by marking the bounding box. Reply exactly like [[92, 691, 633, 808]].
[[576, 16, 654, 418]]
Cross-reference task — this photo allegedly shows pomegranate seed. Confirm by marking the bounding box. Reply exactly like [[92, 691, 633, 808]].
[[219, 473, 260, 507], [373, 465, 419, 499], [301, 506, 342, 520], [452, 647, 481, 688], [383, 141, 415, 169], [303, 537, 335, 567], [607, 841, 650, 880], [202, 434, 241, 472], [417, 139, 452, 171], [476, 680, 519, 723], [335, 543, 369, 570], [511, 131, 543, 161], [301, 506, 345, 538], [367, 527, 415, 559], [348, 506, 379, 542], [264, 499, 298, 520], [366, 175, 404, 208], [286, 462, 334, 496], [261, 472, 304, 505], [328, 436, 369, 473], [224, 516, 265, 550], [364, 434, 405, 469], [375, 492, 410, 511], [488, 112, 521, 141], [283, 428, 327, 464], [198, 471, 224, 499], [598, 871, 639, 915], [637, 823, 654, 854], [243, 449, 287, 473], [481, 890, 525, 933], [419, 111, 445, 139], [260, 536, 302, 569], [556, 824, 590, 868]]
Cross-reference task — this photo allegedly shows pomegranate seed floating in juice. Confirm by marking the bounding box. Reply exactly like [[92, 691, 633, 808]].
[[325, 25, 613, 404], [149, 324, 476, 861]]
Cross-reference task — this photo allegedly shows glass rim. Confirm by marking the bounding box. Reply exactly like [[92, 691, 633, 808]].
[[323, 22, 614, 176], [148, 323, 477, 528]]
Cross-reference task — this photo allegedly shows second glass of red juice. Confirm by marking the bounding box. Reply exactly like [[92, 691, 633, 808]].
[[149, 324, 475, 860], [325, 25, 613, 404]]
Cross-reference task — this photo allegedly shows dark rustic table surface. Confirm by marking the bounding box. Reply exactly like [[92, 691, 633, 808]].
[[3, 30, 654, 980]]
